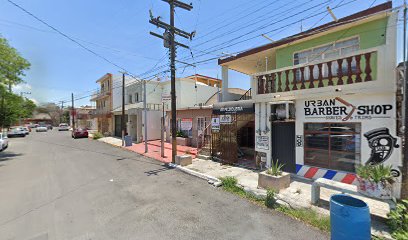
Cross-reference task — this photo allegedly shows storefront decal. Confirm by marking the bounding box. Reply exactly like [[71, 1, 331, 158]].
[[256, 136, 269, 150], [180, 118, 192, 131], [220, 115, 232, 124], [364, 127, 399, 166], [304, 97, 393, 121], [296, 135, 303, 147]]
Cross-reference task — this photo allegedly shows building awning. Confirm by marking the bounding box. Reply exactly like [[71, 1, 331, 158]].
[[212, 100, 254, 114]]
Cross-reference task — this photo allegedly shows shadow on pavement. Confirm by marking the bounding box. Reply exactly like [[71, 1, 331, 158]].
[[0, 152, 23, 162], [144, 166, 173, 176]]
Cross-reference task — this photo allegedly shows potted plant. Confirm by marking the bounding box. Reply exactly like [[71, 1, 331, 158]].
[[258, 159, 290, 192], [356, 164, 395, 199], [175, 131, 191, 146]]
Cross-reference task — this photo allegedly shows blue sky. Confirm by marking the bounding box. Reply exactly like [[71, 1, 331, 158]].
[[0, 0, 404, 106]]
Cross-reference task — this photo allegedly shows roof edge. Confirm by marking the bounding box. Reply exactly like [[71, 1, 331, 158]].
[[218, 1, 392, 65]]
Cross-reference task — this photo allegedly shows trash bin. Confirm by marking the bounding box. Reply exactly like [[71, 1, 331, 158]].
[[330, 194, 371, 240], [124, 135, 132, 147]]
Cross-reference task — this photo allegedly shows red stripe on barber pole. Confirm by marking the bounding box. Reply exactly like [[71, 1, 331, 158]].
[[341, 173, 356, 184], [304, 167, 319, 179]]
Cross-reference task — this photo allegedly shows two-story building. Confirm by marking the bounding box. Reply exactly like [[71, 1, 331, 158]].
[[217, 2, 403, 197]]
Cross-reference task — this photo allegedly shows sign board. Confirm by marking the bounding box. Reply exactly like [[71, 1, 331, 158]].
[[220, 115, 232, 124], [256, 136, 269, 150], [296, 135, 303, 147], [303, 97, 393, 121], [211, 117, 220, 130], [161, 94, 171, 102], [180, 118, 192, 131]]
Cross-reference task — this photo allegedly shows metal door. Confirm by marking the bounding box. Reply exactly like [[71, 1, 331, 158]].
[[271, 121, 296, 173]]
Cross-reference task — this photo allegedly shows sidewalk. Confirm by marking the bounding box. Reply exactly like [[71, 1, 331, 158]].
[[184, 158, 392, 238], [98, 137, 197, 163]]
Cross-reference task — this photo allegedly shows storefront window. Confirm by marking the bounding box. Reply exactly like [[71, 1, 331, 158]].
[[304, 123, 361, 172]]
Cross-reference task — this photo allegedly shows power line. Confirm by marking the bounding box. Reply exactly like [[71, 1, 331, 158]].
[[6, 0, 142, 80]]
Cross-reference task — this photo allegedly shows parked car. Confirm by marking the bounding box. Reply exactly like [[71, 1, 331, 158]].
[[22, 127, 30, 135], [58, 123, 70, 131], [0, 133, 8, 151], [36, 126, 48, 132], [72, 128, 88, 139], [46, 124, 53, 130], [7, 127, 26, 137]]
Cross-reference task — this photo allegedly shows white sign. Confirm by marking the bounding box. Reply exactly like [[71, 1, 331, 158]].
[[161, 94, 171, 102], [180, 118, 192, 131], [256, 136, 269, 150], [211, 117, 220, 130], [220, 115, 232, 124]]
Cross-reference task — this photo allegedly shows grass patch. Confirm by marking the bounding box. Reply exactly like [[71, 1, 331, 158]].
[[276, 205, 330, 232], [92, 132, 103, 140], [219, 176, 330, 232], [219, 176, 264, 204]]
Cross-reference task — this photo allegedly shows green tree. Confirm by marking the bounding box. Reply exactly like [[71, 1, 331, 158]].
[[0, 37, 30, 88]]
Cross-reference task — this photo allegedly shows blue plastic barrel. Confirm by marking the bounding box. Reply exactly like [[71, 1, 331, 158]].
[[124, 135, 133, 147], [330, 194, 371, 240]]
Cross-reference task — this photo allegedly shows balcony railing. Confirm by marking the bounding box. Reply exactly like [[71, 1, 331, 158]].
[[256, 50, 377, 95], [90, 90, 111, 101]]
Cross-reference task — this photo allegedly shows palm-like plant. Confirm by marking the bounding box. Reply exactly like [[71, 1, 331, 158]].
[[266, 159, 285, 176]]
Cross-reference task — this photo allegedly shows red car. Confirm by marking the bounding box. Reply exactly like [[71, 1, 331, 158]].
[[72, 128, 88, 139]]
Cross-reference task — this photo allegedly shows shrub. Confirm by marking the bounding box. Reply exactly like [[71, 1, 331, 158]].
[[388, 199, 408, 240], [265, 189, 277, 208], [220, 176, 238, 189], [93, 132, 103, 140], [266, 159, 285, 176], [176, 131, 185, 138], [356, 164, 394, 184]]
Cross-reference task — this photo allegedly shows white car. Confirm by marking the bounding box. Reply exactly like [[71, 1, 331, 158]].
[[0, 133, 9, 151], [7, 127, 26, 137], [58, 123, 70, 131], [21, 127, 30, 135], [36, 126, 48, 132]]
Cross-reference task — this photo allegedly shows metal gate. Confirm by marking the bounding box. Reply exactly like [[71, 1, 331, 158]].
[[114, 115, 128, 137], [271, 121, 296, 173]]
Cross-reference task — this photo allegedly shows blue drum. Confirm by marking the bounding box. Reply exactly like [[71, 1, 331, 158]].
[[330, 194, 371, 240]]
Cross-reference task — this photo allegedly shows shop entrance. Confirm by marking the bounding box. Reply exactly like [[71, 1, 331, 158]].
[[211, 113, 255, 167], [114, 115, 128, 137], [271, 121, 296, 173]]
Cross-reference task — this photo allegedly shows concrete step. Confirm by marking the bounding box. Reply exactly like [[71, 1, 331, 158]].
[[197, 154, 211, 160]]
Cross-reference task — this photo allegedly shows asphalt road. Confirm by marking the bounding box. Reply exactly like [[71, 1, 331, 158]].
[[0, 130, 329, 240]]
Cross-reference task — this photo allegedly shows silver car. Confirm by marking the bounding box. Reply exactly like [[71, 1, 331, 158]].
[[0, 133, 8, 151], [36, 126, 48, 132], [7, 127, 26, 137]]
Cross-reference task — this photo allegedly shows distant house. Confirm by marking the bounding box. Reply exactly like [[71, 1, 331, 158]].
[[24, 113, 52, 125]]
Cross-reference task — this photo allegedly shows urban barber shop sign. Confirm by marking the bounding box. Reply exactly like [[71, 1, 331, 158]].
[[304, 97, 393, 121]]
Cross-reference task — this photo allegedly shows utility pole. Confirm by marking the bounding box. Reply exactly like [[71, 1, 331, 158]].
[[121, 72, 126, 147], [149, 0, 194, 163], [60, 101, 64, 124], [402, 1, 408, 199], [71, 93, 75, 129], [143, 79, 148, 153]]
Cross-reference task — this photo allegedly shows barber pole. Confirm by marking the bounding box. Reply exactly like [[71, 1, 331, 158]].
[[296, 164, 358, 185]]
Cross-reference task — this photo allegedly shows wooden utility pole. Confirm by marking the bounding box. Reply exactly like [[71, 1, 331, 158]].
[[149, 0, 194, 163], [71, 93, 75, 129]]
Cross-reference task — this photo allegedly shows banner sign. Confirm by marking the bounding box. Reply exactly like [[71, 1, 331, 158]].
[[304, 97, 393, 121], [256, 136, 269, 150], [180, 118, 192, 131], [213, 101, 254, 114], [220, 115, 232, 124]]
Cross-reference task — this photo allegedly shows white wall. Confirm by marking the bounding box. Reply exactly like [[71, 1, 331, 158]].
[[112, 75, 138, 111]]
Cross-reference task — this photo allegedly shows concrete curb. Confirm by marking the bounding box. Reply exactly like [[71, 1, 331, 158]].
[[168, 163, 220, 184]]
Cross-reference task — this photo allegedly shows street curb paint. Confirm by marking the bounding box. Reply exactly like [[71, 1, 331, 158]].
[[296, 164, 357, 185]]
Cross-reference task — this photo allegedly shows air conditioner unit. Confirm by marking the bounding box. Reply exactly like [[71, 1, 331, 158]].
[[270, 101, 295, 121]]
